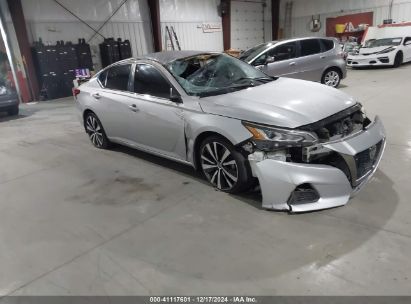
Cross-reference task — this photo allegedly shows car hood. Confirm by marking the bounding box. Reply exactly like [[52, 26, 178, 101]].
[[198, 78, 356, 128], [359, 46, 396, 55]]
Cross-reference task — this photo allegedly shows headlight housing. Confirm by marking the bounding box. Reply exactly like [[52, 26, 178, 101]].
[[242, 121, 318, 151], [376, 47, 396, 54]]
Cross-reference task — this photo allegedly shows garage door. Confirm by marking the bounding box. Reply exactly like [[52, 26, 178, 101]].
[[230, 0, 265, 51]]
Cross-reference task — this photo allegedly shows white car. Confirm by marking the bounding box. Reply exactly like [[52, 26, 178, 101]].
[[347, 36, 411, 67]]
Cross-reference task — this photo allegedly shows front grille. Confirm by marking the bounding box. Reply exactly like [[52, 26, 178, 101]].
[[355, 141, 383, 180]]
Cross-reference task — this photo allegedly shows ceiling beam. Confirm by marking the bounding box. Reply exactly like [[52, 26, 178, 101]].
[[7, 0, 39, 100], [221, 0, 231, 50]]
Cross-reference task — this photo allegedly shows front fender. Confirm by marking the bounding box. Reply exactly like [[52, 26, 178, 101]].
[[184, 112, 252, 165]]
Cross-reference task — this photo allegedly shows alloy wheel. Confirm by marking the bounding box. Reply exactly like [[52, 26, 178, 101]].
[[86, 115, 104, 148], [324, 70, 340, 87], [201, 142, 239, 191]]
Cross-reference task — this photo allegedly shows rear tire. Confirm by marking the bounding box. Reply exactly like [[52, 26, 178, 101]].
[[7, 105, 19, 116], [393, 52, 403, 68], [199, 135, 253, 194], [321, 68, 341, 88], [84, 112, 110, 149]]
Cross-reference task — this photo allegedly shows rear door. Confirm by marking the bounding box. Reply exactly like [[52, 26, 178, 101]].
[[89, 64, 137, 142], [296, 38, 324, 81], [403, 37, 411, 62], [254, 41, 299, 77]]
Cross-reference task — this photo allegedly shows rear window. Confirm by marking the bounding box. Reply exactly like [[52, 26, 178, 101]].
[[300, 39, 321, 56], [105, 64, 131, 91], [320, 39, 334, 51]]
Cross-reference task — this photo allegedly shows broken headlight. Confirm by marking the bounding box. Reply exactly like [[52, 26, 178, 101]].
[[242, 121, 318, 151]]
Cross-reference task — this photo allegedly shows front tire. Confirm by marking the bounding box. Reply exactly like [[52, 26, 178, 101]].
[[393, 52, 403, 68], [199, 136, 253, 194], [321, 68, 341, 88], [84, 112, 110, 149]]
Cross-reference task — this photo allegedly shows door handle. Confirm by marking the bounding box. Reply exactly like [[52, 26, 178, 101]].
[[320, 55, 326, 59], [91, 93, 101, 99], [289, 62, 296, 66], [129, 104, 139, 112]]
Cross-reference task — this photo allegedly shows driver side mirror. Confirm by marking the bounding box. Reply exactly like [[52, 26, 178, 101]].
[[265, 56, 275, 65], [170, 87, 182, 103]]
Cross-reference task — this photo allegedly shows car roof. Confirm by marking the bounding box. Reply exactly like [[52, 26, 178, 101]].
[[265, 36, 336, 45], [138, 50, 216, 65], [95, 51, 220, 77]]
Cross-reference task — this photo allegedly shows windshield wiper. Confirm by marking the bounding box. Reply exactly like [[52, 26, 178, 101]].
[[197, 83, 256, 98], [234, 77, 274, 84]]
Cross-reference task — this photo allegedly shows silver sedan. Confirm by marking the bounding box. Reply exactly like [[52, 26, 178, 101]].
[[75, 51, 385, 212]]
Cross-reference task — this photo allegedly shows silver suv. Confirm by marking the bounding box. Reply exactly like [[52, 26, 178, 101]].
[[239, 37, 347, 88]]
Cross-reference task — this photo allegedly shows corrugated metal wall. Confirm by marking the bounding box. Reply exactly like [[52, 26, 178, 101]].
[[22, 0, 154, 70], [282, 0, 411, 38], [159, 0, 223, 51]]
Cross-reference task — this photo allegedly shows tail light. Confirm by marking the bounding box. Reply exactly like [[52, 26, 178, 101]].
[[72, 88, 80, 98]]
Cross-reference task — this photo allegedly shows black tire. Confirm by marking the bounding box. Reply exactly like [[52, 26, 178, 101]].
[[7, 105, 19, 116], [199, 135, 253, 194], [321, 68, 341, 88], [393, 52, 403, 68], [84, 112, 110, 149]]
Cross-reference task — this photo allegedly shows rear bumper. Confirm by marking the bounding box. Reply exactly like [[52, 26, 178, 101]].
[[248, 117, 386, 212]]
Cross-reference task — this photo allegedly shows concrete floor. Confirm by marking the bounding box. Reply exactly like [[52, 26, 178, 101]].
[[0, 64, 410, 296]]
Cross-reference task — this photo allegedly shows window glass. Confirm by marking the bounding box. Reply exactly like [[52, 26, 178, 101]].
[[367, 37, 402, 47], [320, 39, 334, 51], [134, 64, 171, 99], [239, 42, 274, 62], [267, 42, 297, 61], [105, 64, 131, 91], [300, 39, 321, 56], [404, 37, 411, 45], [98, 70, 108, 87], [167, 53, 273, 97]]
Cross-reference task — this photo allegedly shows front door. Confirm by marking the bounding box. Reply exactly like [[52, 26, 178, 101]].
[[128, 63, 186, 161], [254, 41, 300, 78]]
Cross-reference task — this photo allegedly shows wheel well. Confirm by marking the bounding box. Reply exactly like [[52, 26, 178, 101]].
[[396, 51, 403, 58], [323, 66, 342, 78], [82, 109, 95, 130], [192, 131, 231, 170], [83, 109, 94, 122]]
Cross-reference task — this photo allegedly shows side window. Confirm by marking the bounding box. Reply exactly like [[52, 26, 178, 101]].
[[105, 64, 131, 91], [267, 42, 297, 61], [98, 70, 108, 87], [404, 37, 411, 45], [300, 39, 322, 56], [253, 53, 268, 66], [134, 64, 171, 99], [320, 39, 334, 51]]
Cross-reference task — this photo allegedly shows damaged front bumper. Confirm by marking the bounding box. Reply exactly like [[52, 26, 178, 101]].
[[248, 116, 386, 212]]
